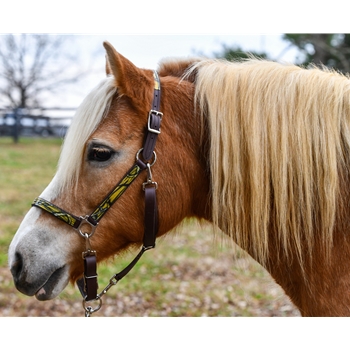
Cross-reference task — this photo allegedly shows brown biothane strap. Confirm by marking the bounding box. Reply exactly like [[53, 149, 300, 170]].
[[142, 71, 162, 162], [143, 186, 158, 248], [83, 254, 98, 301]]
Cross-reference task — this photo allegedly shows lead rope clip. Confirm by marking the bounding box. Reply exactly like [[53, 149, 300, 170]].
[[143, 162, 158, 190]]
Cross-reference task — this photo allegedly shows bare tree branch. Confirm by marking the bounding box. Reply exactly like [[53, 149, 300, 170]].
[[0, 34, 90, 108]]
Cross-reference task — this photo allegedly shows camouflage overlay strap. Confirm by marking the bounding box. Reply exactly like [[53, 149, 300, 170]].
[[32, 197, 80, 228], [90, 161, 145, 223], [32, 159, 147, 228]]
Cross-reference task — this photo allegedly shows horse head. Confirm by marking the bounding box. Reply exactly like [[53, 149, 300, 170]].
[[8, 42, 209, 301]]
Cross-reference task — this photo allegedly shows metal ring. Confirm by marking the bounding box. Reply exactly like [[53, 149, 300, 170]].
[[83, 295, 102, 314], [135, 148, 157, 166], [76, 216, 97, 238]]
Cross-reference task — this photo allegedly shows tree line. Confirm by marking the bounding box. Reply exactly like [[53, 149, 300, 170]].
[[215, 34, 350, 74], [1, 34, 350, 110]]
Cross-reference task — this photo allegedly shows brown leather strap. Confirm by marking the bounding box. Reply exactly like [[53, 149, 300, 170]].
[[142, 113, 162, 161], [112, 246, 148, 282], [80, 254, 98, 301], [143, 186, 158, 248], [142, 72, 162, 162]]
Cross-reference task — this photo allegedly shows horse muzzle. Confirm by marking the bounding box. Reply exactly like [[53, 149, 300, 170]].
[[10, 248, 70, 300], [8, 207, 73, 301]]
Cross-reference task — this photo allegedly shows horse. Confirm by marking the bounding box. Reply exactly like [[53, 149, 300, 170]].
[[8, 41, 350, 316]]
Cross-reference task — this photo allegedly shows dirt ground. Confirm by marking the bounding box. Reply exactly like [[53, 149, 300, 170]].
[[0, 261, 300, 317], [1, 221, 301, 317]]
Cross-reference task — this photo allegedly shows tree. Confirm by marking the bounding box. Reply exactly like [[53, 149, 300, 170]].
[[213, 43, 269, 61], [282, 34, 350, 73], [0, 34, 87, 108]]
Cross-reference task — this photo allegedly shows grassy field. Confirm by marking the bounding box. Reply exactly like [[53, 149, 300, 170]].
[[0, 137, 299, 317]]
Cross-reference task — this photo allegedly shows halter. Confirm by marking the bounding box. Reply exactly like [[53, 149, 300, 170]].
[[32, 71, 163, 316]]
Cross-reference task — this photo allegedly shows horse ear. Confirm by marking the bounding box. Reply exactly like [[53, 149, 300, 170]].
[[103, 41, 150, 99], [105, 54, 112, 76], [103, 41, 123, 81]]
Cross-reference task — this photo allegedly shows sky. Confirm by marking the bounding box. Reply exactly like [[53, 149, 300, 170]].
[[1, 33, 301, 110], [0, 0, 345, 110], [49, 34, 299, 108], [0, 33, 301, 110], [88, 34, 298, 69]]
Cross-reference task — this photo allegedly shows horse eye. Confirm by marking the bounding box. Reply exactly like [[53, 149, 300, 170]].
[[88, 147, 114, 162]]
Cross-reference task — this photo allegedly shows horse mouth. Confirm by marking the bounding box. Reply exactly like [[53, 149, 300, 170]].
[[35, 266, 69, 301]]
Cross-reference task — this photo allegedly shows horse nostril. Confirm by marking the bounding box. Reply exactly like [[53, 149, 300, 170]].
[[11, 252, 24, 280]]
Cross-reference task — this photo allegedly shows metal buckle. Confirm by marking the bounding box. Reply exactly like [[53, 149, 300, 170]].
[[82, 249, 96, 259], [142, 181, 158, 191], [148, 110, 163, 134]]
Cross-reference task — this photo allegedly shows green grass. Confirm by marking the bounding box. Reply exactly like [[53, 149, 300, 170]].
[[0, 137, 62, 266]]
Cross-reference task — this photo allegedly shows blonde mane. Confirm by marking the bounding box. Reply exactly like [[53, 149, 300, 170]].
[[55, 57, 350, 268], [56, 76, 117, 192], [192, 59, 350, 266]]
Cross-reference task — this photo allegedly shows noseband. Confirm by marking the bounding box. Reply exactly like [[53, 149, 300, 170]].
[[32, 71, 163, 316]]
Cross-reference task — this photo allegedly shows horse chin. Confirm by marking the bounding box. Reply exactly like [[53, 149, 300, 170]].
[[34, 265, 70, 301]]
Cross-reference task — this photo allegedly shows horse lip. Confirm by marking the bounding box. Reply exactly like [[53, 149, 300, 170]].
[[34, 266, 67, 301]]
